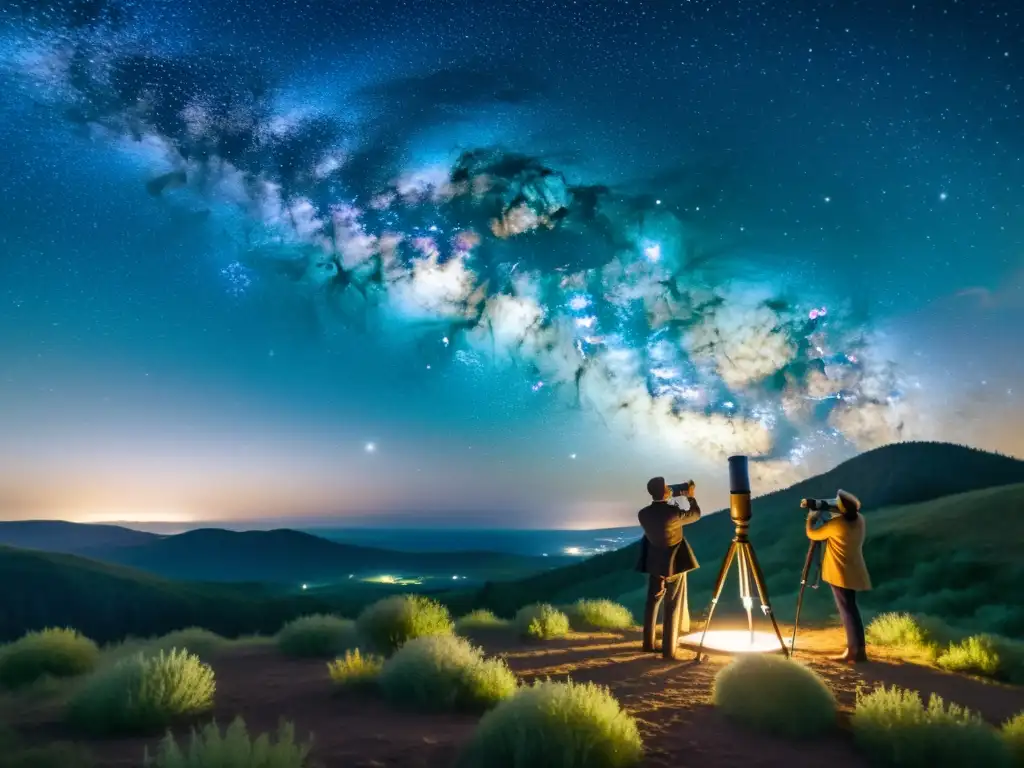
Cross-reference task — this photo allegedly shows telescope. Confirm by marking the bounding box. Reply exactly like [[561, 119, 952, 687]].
[[691, 455, 789, 659]]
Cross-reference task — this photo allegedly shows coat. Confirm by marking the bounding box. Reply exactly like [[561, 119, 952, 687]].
[[636, 500, 701, 578], [805, 512, 872, 591]]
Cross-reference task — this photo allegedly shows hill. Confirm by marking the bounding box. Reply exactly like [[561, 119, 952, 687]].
[[452, 442, 1024, 636], [0, 544, 448, 644], [0, 520, 160, 554], [0, 523, 560, 584]]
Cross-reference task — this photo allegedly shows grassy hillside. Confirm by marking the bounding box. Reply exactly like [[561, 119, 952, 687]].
[[0, 545, 432, 644], [458, 482, 1024, 638], [0, 524, 561, 584], [450, 442, 1024, 633]]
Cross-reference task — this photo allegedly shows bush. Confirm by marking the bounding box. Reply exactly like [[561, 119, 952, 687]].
[[711, 654, 837, 738], [937, 635, 1002, 677], [0, 726, 94, 768], [356, 595, 454, 656], [566, 600, 634, 632], [146, 629, 228, 660], [0, 627, 100, 690], [1004, 713, 1024, 767], [865, 613, 944, 657], [378, 635, 516, 713], [327, 650, 383, 690], [455, 610, 509, 633], [459, 679, 643, 768], [276, 615, 358, 658], [851, 685, 1010, 767], [67, 649, 215, 735], [515, 604, 570, 640], [144, 717, 310, 768]]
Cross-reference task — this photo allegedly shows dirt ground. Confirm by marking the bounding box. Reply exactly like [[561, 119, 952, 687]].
[[3, 626, 1023, 768]]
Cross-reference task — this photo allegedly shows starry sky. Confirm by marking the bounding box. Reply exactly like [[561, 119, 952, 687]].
[[0, 0, 1021, 529]]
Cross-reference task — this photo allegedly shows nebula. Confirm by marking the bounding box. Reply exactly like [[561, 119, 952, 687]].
[[0, 6, 921, 487]]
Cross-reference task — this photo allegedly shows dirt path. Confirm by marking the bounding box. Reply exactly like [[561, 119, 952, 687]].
[[4, 627, 1023, 767]]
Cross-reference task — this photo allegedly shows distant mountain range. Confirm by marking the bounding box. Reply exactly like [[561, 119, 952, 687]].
[[0, 521, 561, 584], [3, 440, 1024, 644]]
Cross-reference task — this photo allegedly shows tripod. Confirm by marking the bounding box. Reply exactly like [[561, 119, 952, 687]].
[[790, 539, 823, 653], [696, 527, 789, 658]]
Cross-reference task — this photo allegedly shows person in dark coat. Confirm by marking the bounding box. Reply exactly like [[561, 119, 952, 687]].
[[636, 476, 702, 659]]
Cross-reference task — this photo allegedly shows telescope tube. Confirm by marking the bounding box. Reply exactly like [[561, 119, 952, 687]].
[[728, 455, 752, 524]]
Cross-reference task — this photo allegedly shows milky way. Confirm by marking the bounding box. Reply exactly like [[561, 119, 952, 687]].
[[4, 0, 1008, 491]]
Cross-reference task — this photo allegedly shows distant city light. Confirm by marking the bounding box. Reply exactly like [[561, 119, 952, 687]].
[[569, 453, 577, 459], [564, 546, 583, 556], [301, 583, 308, 590]]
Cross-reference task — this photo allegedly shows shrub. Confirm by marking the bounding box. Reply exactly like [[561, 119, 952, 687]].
[[851, 685, 1010, 767], [455, 610, 509, 633], [566, 600, 634, 632], [144, 717, 310, 768], [378, 635, 516, 713], [1004, 713, 1024, 767], [0, 726, 94, 768], [146, 629, 228, 660], [865, 612, 944, 657], [67, 649, 215, 735], [711, 654, 837, 738], [0, 627, 100, 690], [937, 635, 1002, 677], [276, 615, 358, 658], [514, 604, 570, 640], [356, 595, 454, 656], [327, 650, 383, 690], [459, 679, 643, 768]]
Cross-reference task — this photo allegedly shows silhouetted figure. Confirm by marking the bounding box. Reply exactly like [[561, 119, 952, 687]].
[[804, 489, 872, 664], [636, 477, 701, 660]]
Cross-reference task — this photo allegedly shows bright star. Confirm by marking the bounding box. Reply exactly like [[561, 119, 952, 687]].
[[365, 442, 376, 453]]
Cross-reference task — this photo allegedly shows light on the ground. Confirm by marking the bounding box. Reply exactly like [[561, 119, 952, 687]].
[[678, 630, 791, 654], [564, 546, 583, 556]]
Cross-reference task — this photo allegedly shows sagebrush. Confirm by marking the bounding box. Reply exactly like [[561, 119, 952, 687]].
[[851, 684, 1010, 767], [0, 627, 99, 690], [327, 649, 383, 690], [566, 600, 634, 631], [712, 654, 836, 738], [514, 603, 570, 640], [1003, 712, 1024, 767], [459, 679, 643, 768], [455, 610, 509, 633], [144, 716, 311, 768], [379, 634, 516, 713], [68, 649, 215, 735], [356, 595, 454, 656], [276, 615, 358, 658]]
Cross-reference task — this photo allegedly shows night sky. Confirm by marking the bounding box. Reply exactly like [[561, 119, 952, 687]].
[[0, 0, 1021, 528]]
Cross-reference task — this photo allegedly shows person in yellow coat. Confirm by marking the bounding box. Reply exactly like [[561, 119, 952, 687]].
[[803, 489, 871, 663]]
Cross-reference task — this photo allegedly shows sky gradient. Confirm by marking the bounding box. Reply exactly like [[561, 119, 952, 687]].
[[0, 0, 1021, 528]]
